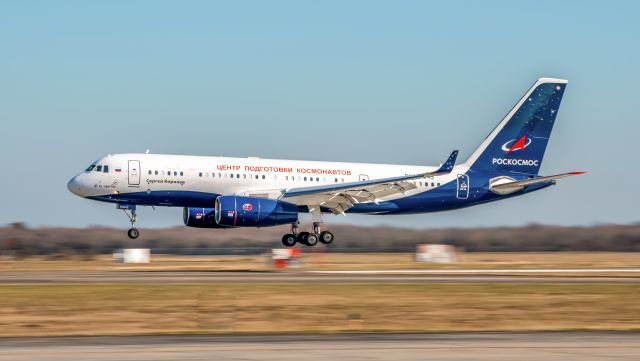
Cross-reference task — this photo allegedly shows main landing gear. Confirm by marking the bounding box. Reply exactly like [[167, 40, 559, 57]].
[[119, 204, 140, 239], [281, 222, 334, 247]]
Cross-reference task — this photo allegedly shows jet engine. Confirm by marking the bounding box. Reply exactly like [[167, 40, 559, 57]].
[[183, 207, 228, 228], [215, 195, 298, 227]]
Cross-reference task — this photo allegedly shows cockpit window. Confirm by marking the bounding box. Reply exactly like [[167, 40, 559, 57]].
[[96, 165, 103, 172], [85, 165, 96, 172], [103, 165, 109, 173]]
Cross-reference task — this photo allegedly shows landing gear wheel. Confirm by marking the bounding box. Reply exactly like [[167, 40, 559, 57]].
[[319, 231, 334, 244], [127, 228, 140, 239], [297, 232, 310, 245], [305, 233, 319, 246], [282, 234, 297, 247], [120, 205, 140, 239]]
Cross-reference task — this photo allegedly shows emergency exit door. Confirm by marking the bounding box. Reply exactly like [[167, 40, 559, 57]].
[[128, 160, 140, 186]]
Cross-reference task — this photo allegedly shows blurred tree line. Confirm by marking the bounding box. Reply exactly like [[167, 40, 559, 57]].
[[2, 222, 640, 257]]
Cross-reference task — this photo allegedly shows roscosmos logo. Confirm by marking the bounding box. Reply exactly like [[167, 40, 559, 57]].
[[501, 135, 531, 153], [492, 135, 539, 167]]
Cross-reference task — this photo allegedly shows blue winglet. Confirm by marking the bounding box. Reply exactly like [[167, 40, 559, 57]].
[[431, 150, 458, 175]]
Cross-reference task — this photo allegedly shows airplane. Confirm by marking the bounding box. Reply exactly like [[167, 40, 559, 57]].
[[67, 77, 584, 247]]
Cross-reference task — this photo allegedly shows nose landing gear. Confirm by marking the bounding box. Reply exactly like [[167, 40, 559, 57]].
[[118, 204, 140, 239], [281, 222, 334, 247]]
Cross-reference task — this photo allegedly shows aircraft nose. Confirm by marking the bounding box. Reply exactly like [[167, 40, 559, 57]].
[[67, 175, 84, 196]]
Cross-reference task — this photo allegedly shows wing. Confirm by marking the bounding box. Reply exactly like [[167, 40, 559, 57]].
[[281, 150, 458, 215]]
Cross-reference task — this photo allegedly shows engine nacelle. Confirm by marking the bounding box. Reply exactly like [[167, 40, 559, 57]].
[[183, 207, 227, 228], [215, 196, 298, 227]]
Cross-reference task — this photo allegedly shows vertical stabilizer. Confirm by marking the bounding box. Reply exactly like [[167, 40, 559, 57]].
[[464, 78, 568, 175]]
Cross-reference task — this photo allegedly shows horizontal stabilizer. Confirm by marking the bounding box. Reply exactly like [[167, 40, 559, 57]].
[[490, 171, 585, 195]]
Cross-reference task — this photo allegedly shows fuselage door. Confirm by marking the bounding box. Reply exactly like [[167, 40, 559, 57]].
[[128, 160, 140, 186], [456, 174, 469, 199]]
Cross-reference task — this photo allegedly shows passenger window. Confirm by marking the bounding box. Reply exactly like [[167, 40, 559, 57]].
[[148, 170, 152, 175], [174, 171, 177, 176], [96, 165, 102, 172], [180, 171, 184, 176], [431, 182, 435, 187], [316, 177, 319, 181], [155, 170, 158, 175], [103, 166, 109, 173], [437, 183, 441, 186], [199, 172, 202, 177], [230, 174, 234, 178], [335, 178, 338, 183], [304, 177, 307, 181], [236, 174, 240, 178], [262, 175, 265, 179]]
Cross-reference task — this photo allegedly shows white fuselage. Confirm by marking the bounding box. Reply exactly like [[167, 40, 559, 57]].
[[68, 153, 460, 207]]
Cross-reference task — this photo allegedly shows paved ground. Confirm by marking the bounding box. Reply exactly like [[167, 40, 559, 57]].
[[312, 268, 640, 273], [0, 332, 638, 360], [1, 270, 640, 284]]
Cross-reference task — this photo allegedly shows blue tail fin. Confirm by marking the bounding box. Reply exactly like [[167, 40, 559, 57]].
[[464, 78, 567, 175]]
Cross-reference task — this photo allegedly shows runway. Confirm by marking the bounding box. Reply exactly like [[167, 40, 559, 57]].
[[313, 268, 640, 273], [1, 332, 638, 360], [1, 270, 640, 284]]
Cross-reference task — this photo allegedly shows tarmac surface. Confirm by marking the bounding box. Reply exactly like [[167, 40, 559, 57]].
[[0, 332, 638, 360], [1, 270, 640, 284]]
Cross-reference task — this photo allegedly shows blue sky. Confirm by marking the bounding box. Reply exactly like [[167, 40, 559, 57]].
[[1, 1, 638, 229]]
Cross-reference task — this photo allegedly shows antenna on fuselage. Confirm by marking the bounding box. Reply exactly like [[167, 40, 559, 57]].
[[145, 149, 150, 154]]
